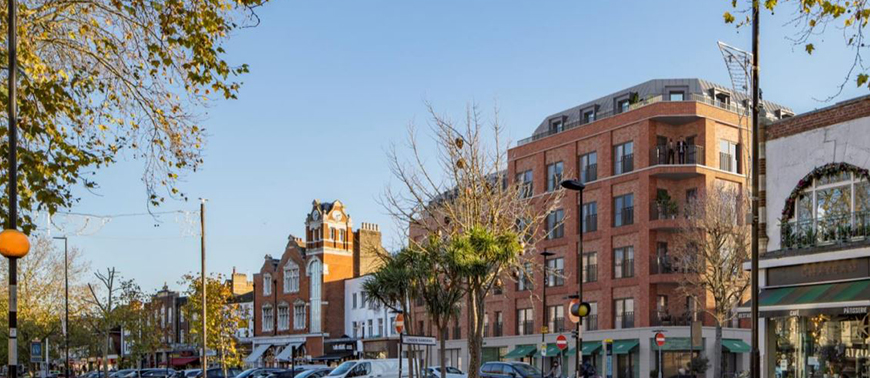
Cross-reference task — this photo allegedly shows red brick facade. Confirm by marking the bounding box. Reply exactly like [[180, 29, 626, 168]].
[[766, 94, 870, 141]]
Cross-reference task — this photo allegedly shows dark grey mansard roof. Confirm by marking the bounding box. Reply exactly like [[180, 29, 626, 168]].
[[529, 78, 793, 137]]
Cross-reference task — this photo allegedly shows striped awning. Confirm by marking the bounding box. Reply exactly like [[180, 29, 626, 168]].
[[737, 279, 870, 317]]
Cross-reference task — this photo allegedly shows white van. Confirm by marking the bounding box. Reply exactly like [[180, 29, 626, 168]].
[[326, 359, 407, 378]]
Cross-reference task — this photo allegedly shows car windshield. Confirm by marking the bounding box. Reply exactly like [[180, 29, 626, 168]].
[[236, 370, 258, 378], [327, 362, 355, 376], [446, 368, 462, 374], [512, 364, 542, 375]]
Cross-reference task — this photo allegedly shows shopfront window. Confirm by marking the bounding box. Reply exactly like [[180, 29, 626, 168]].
[[774, 314, 870, 378]]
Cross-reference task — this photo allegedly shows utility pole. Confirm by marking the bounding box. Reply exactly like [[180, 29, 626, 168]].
[[53, 236, 70, 378], [200, 199, 207, 378], [750, 2, 761, 378], [5, 0, 23, 376]]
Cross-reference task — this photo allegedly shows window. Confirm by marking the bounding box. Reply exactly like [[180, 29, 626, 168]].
[[277, 304, 290, 330], [785, 170, 870, 248], [352, 293, 357, 309], [367, 319, 373, 336], [656, 295, 669, 321], [719, 140, 740, 173], [180, 309, 185, 324], [495, 311, 504, 336], [516, 170, 533, 198], [613, 142, 634, 175], [339, 229, 346, 242], [546, 209, 564, 239], [517, 263, 533, 291], [179, 329, 185, 344], [686, 188, 698, 204], [614, 298, 635, 329], [161, 307, 166, 328], [583, 110, 595, 123], [582, 252, 598, 283], [655, 242, 672, 274], [516, 308, 533, 335], [361, 292, 367, 308], [550, 119, 563, 133], [263, 273, 272, 296], [613, 246, 635, 279], [669, 91, 685, 101], [377, 318, 384, 337], [579, 152, 597, 183], [613, 194, 634, 227], [548, 305, 565, 332], [547, 162, 563, 192], [546, 258, 564, 287], [330, 227, 336, 240], [581, 201, 598, 233], [617, 99, 630, 113], [582, 302, 598, 331], [262, 305, 274, 332], [284, 262, 299, 293]]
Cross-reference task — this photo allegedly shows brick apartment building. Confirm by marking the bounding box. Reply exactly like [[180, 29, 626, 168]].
[[418, 79, 792, 378], [247, 200, 384, 366], [145, 284, 195, 368]]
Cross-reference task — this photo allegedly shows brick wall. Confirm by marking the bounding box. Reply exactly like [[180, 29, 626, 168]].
[[767, 94, 870, 141]]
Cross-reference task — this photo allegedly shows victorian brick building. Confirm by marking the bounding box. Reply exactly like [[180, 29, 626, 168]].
[[416, 79, 792, 378], [247, 200, 383, 366]]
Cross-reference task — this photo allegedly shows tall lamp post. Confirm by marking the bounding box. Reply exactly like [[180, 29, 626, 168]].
[[52, 237, 69, 378], [3, 0, 28, 377], [540, 250, 553, 371], [561, 179, 585, 378], [750, 2, 762, 378]]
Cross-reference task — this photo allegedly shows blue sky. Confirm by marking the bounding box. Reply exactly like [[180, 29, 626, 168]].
[[47, 0, 866, 292]]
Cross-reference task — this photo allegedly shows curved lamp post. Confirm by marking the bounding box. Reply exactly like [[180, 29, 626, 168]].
[[560, 179, 585, 378]]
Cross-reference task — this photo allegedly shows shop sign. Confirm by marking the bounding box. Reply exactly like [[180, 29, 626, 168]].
[[762, 306, 869, 318], [767, 258, 870, 286]]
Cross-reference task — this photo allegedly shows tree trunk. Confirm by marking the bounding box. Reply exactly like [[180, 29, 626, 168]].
[[438, 325, 447, 378], [103, 328, 110, 378], [466, 287, 486, 378], [404, 298, 416, 378], [714, 324, 723, 378]]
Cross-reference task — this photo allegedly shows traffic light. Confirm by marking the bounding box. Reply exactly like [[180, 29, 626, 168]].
[[570, 301, 592, 318], [571, 330, 579, 338]]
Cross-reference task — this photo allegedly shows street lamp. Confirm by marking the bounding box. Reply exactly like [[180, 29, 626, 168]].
[[0, 229, 30, 378], [52, 236, 69, 378], [540, 250, 554, 371], [5, 0, 23, 375], [560, 179, 585, 378]]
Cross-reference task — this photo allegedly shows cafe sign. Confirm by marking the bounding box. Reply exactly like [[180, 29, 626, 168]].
[[767, 257, 870, 286]]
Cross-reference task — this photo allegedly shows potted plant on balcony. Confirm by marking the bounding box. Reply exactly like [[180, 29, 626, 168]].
[[655, 191, 678, 220]]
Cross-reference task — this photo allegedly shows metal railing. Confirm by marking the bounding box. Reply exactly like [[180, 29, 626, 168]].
[[494, 323, 504, 337], [517, 93, 749, 146], [650, 202, 679, 221], [581, 164, 598, 183], [781, 211, 870, 249], [583, 315, 599, 331], [650, 145, 705, 166], [550, 317, 566, 333], [650, 312, 692, 327], [651, 255, 675, 274], [518, 320, 534, 336], [615, 312, 635, 329], [583, 264, 598, 283], [615, 207, 634, 227], [581, 213, 598, 233], [615, 154, 634, 175]]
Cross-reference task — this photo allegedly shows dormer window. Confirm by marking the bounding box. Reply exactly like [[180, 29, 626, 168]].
[[583, 110, 595, 123], [550, 119, 563, 133], [617, 99, 630, 114], [669, 91, 685, 101]]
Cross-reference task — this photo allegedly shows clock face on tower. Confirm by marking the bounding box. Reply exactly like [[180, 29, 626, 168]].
[[333, 212, 343, 221], [312, 211, 320, 220]]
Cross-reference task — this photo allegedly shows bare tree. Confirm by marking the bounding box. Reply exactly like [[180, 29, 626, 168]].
[[86, 268, 127, 378], [672, 183, 751, 378], [382, 103, 561, 378]]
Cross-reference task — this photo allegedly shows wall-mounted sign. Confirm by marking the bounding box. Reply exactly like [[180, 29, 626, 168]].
[[767, 258, 870, 286]]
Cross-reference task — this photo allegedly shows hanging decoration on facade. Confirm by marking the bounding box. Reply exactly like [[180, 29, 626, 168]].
[[781, 162, 870, 220]]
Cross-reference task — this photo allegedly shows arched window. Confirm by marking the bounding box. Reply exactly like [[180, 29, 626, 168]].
[[782, 163, 870, 248], [277, 302, 290, 331], [262, 304, 274, 332], [283, 262, 299, 293], [263, 273, 272, 296], [308, 258, 323, 333]]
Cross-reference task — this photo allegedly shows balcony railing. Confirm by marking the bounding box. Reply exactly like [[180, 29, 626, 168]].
[[615, 312, 635, 329], [583, 264, 598, 283], [650, 255, 675, 274], [583, 315, 598, 331], [494, 323, 504, 337], [550, 317, 566, 333], [615, 207, 634, 227], [650, 202, 679, 221], [650, 311, 691, 327], [518, 321, 534, 336], [615, 154, 634, 175], [650, 145, 705, 166], [781, 211, 870, 249], [581, 164, 598, 183], [517, 93, 750, 146], [581, 214, 598, 233]]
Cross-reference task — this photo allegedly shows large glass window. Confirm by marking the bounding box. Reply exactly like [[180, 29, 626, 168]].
[[547, 305, 565, 333], [613, 246, 635, 278], [581, 201, 598, 233], [547, 209, 564, 239], [517, 262, 533, 291], [614, 194, 634, 227], [773, 314, 870, 378], [719, 140, 740, 173], [614, 298, 634, 329], [547, 162, 563, 192], [277, 304, 289, 330], [580, 152, 598, 183], [284, 262, 299, 293], [582, 252, 598, 283], [546, 257, 564, 287], [614, 142, 634, 175], [516, 170, 533, 199], [516, 308, 534, 335], [785, 171, 870, 248]]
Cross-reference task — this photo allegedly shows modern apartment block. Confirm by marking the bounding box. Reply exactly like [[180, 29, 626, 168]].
[[423, 79, 791, 378], [247, 200, 384, 367]]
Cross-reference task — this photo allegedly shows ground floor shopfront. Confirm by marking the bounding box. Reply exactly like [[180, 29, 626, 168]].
[[436, 327, 750, 378]]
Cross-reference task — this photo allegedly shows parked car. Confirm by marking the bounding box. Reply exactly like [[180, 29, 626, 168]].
[[294, 369, 331, 378], [140, 369, 177, 378], [479, 362, 542, 378], [189, 368, 243, 378], [235, 369, 281, 378], [424, 367, 466, 378], [327, 360, 403, 378], [110, 370, 138, 378]]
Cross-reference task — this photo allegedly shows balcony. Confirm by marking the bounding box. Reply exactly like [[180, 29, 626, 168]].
[[650, 311, 692, 327], [517, 93, 747, 146], [583, 315, 598, 331], [650, 202, 679, 221], [650, 255, 675, 275], [517, 321, 534, 336], [615, 312, 635, 329], [650, 145, 705, 166], [781, 211, 870, 250]]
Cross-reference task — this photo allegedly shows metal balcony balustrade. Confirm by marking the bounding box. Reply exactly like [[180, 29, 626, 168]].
[[582, 264, 598, 283], [781, 210, 870, 249], [650, 145, 705, 166], [615, 312, 634, 329], [650, 202, 679, 221]]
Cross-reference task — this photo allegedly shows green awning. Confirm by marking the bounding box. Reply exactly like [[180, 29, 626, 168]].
[[504, 345, 536, 359], [722, 339, 751, 353], [737, 279, 870, 317], [535, 344, 566, 357], [582, 341, 602, 355], [612, 339, 639, 354], [651, 337, 705, 351]]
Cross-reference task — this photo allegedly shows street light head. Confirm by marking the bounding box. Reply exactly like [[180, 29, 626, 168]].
[[560, 179, 585, 191], [540, 250, 554, 257], [0, 229, 30, 258]]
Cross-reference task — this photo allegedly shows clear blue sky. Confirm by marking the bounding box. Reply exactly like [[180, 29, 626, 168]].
[[47, 0, 866, 293]]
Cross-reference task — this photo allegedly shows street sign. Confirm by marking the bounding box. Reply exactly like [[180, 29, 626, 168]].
[[540, 342, 548, 356], [402, 336, 436, 346], [691, 321, 702, 347], [655, 332, 666, 347], [556, 335, 568, 350], [394, 313, 404, 334], [30, 340, 43, 363]]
